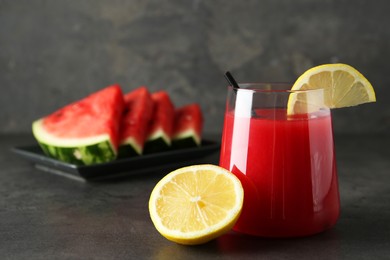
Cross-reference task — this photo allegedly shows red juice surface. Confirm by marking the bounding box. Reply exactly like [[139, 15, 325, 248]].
[[219, 109, 340, 237]]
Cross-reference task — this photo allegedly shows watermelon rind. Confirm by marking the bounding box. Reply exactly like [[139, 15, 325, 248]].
[[144, 128, 171, 154], [118, 137, 142, 158], [172, 129, 201, 149], [32, 119, 117, 165]]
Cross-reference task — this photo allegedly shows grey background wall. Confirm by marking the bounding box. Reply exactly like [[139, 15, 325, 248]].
[[1, 0, 389, 135]]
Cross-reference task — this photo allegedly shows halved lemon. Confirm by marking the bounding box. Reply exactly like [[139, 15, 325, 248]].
[[287, 63, 376, 114], [149, 164, 244, 245]]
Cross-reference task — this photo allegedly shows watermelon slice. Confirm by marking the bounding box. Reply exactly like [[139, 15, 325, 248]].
[[172, 104, 203, 148], [118, 86, 154, 157], [144, 91, 175, 154], [32, 85, 125, 165]]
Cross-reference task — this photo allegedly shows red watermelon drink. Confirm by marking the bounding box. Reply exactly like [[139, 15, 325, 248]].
[[219, 83, 340, 237]]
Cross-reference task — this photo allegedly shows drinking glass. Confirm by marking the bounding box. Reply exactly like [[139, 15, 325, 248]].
[[219, 83, 340, 237]]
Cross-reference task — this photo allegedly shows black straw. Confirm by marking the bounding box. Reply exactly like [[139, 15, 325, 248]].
[[224, 71, 240, 88]]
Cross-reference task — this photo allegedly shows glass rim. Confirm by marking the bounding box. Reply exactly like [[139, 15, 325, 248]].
[[228, 83, 324, 94]]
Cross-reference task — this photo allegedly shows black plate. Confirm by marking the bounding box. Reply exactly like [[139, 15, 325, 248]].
[[12, 140, 220, 182]]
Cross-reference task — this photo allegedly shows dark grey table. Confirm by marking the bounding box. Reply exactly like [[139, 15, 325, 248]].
[[1, 134, 389, 259]]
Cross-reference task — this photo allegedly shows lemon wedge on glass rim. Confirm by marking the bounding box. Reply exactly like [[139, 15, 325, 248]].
[[287, 63, 376, 115], [148, 164, 244, 245]]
